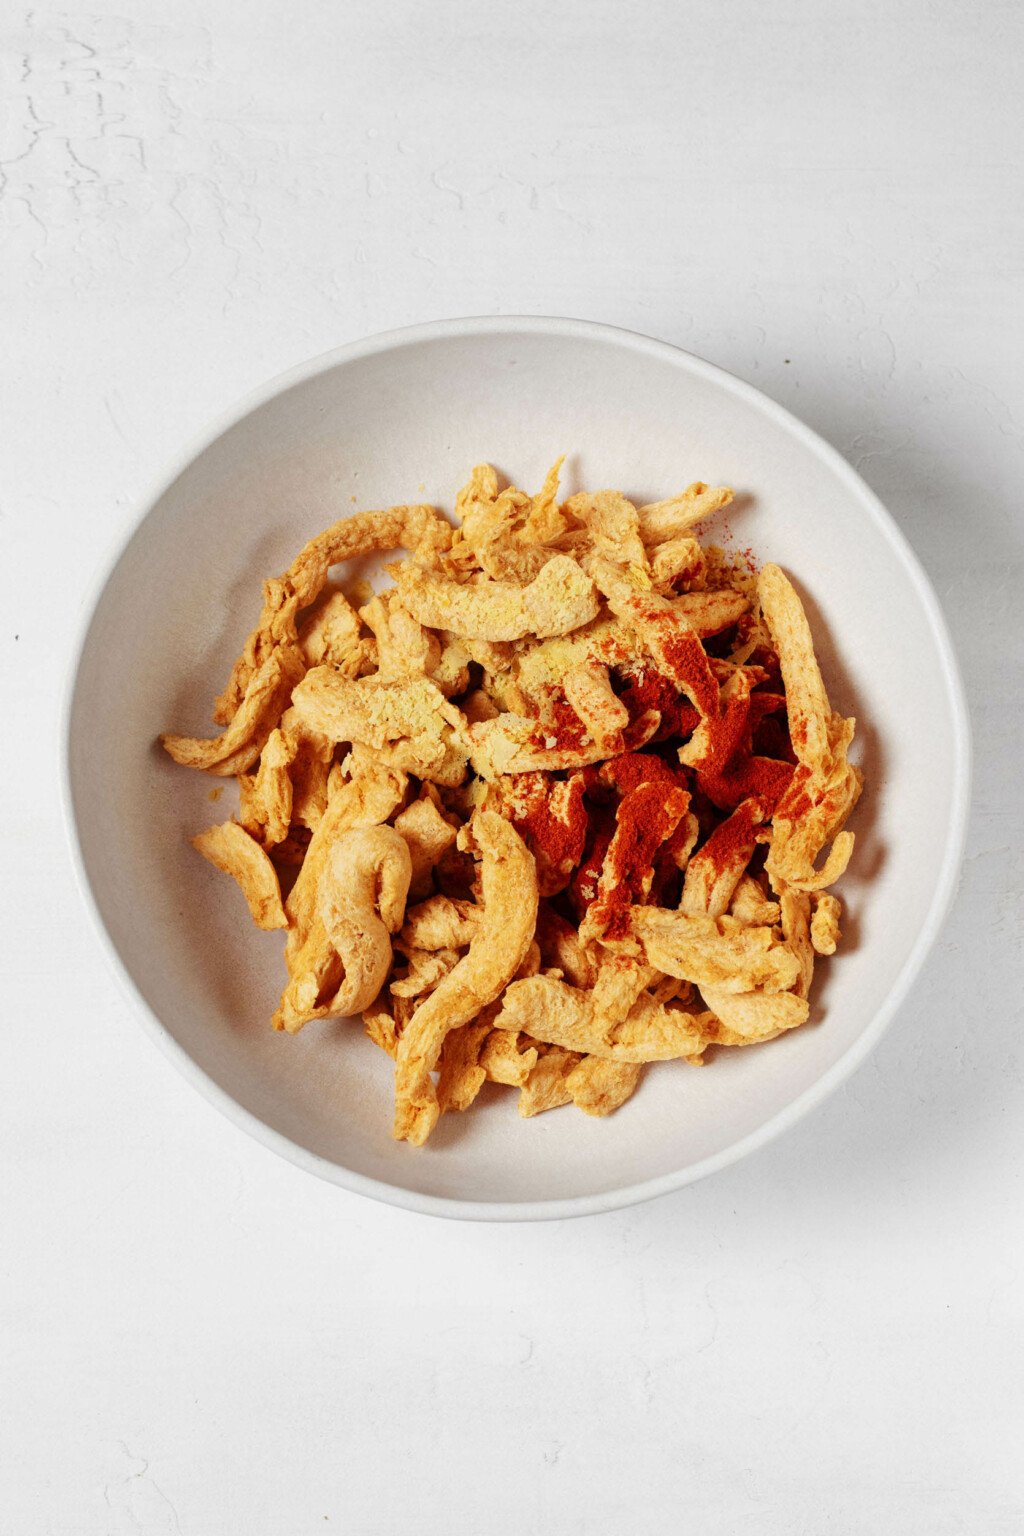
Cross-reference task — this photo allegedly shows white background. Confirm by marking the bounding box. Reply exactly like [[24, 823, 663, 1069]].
[[2, 2, 1022, 1531]]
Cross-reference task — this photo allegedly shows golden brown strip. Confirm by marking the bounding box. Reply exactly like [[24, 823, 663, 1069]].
[[518, 1048, 581, 1117], [566, 1057, 644, 1116], [494, 975, 707, 1063], [214, 504, 446, 722], [758, 564, 862, 893], [636, 483, 733, 545], [272, 760, 408, 1034], [698, 986, 809, 1043], [161, 643, 305, 777], [811, 893, 842, 955], [237, 728, 293, 846], [397, 554, 599, 642], [315, 826, 412, 1017], [436, 1021, 492, 1113], [191, 821, 288, 930], [630, 908, 801, 994], [680, 798, 766, 918], [393, 813, 538, 1145]]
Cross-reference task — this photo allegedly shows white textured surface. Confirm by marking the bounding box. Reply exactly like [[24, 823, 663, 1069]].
[[2, 2, 1021, 1531]]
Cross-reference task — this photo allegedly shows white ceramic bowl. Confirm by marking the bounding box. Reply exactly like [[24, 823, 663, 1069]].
[[63, 318, 970, 1220]]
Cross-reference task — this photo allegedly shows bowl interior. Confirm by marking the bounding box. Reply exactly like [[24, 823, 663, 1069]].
[[67, 322, 966, 1213]]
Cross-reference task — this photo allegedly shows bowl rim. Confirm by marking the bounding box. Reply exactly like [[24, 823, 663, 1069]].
[[60, 314, 972, 1222]]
